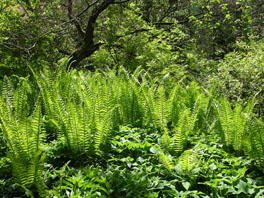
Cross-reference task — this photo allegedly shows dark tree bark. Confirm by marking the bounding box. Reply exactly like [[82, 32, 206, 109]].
[[69, 43, 102, 68], [68, 0, 116, 68]]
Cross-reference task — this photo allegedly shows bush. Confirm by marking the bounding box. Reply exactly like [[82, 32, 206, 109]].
[[207, 39, 264, 113]]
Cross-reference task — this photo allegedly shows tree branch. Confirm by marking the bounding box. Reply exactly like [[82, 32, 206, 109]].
[[153, 22, 174, 26], [76, 0, 101, 18], [58, 49, 71, 55], [69, 0, 131, 68], [83, 0, 115, 47], [112, 0, 130, 4], [69, 0, 115, 68], [67, 0, 85, 37]]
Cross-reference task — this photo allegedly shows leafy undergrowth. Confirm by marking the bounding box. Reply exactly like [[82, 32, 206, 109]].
[[0, 66, 264, 197], [1, 126, 263, 198], [45, 127, 264, 197]]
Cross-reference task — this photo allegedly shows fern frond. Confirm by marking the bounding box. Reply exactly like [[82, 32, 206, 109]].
[[142, 84, 157, 128], [168, 84, 182, 127], [172, 109, 190, 153], [160, 128, 173, 152], [232, 104, 246, 151], [217, 97, 234, 146], [67, 102, 81, 153], [128, 79, 144, 126], [248, 117, 264, 166], [0, 80, 47, 194], [177, 149, 199, 172], [79, 103, 91, 152], [173, 127, 185, 154], [155, 85, 169, 130], [2, 76, 14, 111], [159, 151, 174, 172], [94, 106, 117, 155]]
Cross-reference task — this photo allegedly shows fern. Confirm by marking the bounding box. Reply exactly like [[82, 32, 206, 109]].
[[177, 148, 199, 173], [199, 83, 219, 132], [142, 85, 156, 128], [217, 97, 234, 147], [1, 76, 14, 111], [0, 80, 47, 196], [94, 107, 116, 155], [172, 107, 198, 154], [168, 84, 182, 127], [232, 104, 246, 151], [35, 68, 118, 156], [172, 109, 187, 153], [159, 151, 174, 172], [128, 79, 144, 126], [160, 128, 173, 152], [217, 97, 252, 151], [155, 85, 169, 130], [93, 83, 116, 154], [247, 117, 264, 168]]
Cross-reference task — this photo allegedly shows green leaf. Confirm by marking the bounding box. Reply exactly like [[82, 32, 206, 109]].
[[182, 181, 191, 190], [236, 180, 248, 194], [150, 147, 159, 154]]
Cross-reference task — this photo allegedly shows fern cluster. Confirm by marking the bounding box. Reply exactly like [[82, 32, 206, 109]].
[[29, 65, 214, 175], [158, 145, 201, 174], [244, 117, 264, 168], [217, 97, 264, 169], [31, 65, 208, 157], [0, 77, 47, 197], [1, 61, 264, 197], [217, 97, 251, 150]]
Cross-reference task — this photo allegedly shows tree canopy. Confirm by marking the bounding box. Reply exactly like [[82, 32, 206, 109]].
[[1, 0, 263, 74]]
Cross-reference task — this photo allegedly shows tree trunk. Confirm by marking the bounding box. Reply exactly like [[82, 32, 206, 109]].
[[69, 43, 101, 68], [67, 0, 115, 68]]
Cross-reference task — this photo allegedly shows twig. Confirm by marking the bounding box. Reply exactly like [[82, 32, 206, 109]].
[[76, 0, 100, 18]]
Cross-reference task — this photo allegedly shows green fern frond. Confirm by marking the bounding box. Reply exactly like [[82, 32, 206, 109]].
[[66, 102, 81, 153], [128, 79, 144, 126], [94, 106, 117, 155], [177, 149, 199, 172], [172, 127, 185, 154], [160, 128, 173, 152], [172, 109, 190, 153], [232, 104, 246, 151], [217, 97, 234, 146], [1, 76, 14, 110], [168, 84, 182, 126], [155, 85, 169, 130], [142, 85, 157, 128], [217, 97, 252, 151], [159, 151, 174, 172], [79, 103, 91, 152], [248, 117, 264, 166]]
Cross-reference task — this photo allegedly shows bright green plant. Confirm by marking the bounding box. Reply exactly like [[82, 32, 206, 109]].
[[32, 64, 117, 156], [217, 97, 254, 150], [216, 97, 264, 170], [244, 117, 264, 170], [0, 77, 47, 197]]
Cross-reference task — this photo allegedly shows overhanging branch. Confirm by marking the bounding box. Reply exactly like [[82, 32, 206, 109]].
[[112, 0, 130, 4], [76, 0, 101, 18], [67, 0, 85, 37], [68, 0, 133, 68]]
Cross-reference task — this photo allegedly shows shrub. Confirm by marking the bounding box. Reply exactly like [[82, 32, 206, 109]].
[[207, 39, 264, 114]]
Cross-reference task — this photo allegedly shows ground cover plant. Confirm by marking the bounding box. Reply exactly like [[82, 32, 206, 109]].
[[0, 62, 264, 197]]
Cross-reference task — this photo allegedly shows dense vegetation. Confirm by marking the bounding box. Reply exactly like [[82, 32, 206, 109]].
[[1, 0, 264, 197]]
